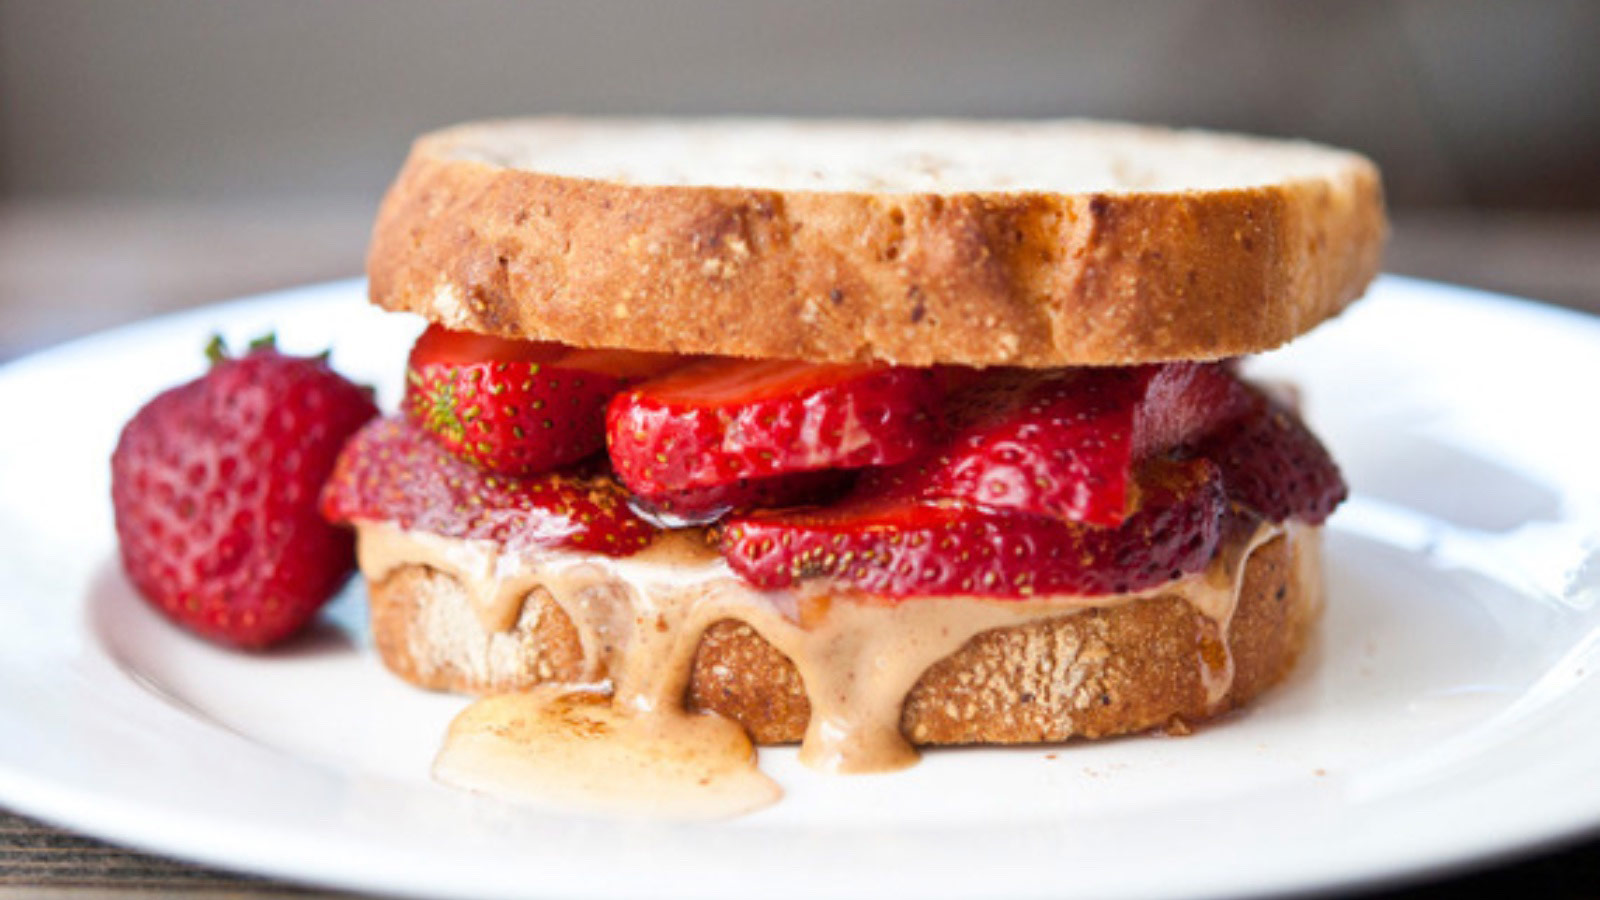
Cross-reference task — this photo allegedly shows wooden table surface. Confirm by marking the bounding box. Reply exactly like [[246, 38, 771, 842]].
[[2, 200, 1598, 898]]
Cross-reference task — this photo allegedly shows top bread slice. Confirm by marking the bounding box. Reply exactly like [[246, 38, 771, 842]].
[[367, 118, 1385, 367]]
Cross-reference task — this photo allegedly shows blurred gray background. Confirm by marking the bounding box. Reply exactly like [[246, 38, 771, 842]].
[[3, 0, 1599, 359]]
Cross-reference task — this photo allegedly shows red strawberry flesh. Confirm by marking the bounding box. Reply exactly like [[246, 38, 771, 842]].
[[629, 469, 856, 527], [1197, 389, 1347, 524], [909, 362, 1249, 526], [723, 458, 1226, 598], [559, 346, 690, 381], [606, 358, 942, 496], [322, 416, 657, 556], [404, 326, 570, 366], [404, 325, 682, 477]]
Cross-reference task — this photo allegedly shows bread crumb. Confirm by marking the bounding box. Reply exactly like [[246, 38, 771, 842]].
[[430, 282, 473, 329]]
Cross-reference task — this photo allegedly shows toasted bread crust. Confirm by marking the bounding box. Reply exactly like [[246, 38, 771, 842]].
[[367, 120, 1383, 367], [366, 528, 1319, 744]]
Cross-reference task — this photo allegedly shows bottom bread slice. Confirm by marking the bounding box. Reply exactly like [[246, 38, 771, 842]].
[[366, 527, 1321, 744]]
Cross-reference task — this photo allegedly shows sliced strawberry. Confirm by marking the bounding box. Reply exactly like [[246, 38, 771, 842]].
[[722, 458, 1225, 598], [404, 325, 572, 368], [404, 325, 681, 477], [1197, 392, 1346, 524], [897, 362, 1249, 526], [322, 417, 657, 556], [558, 346, 691, 380], [606, 359, 943, 496], [630, 470, 857, 526]]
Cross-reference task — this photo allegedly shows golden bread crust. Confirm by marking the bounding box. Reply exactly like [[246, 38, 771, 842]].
[[365, 529, 1320, 744], [366, 120, 1384, 367]]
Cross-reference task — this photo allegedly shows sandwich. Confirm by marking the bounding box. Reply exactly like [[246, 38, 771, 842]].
[[320, 119, 1384, 807]]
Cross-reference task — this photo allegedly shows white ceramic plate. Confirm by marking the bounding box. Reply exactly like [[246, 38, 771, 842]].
[[2, 276, 1599, 899]]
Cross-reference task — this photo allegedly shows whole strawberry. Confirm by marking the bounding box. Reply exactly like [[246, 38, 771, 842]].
[[111, 336, 378, 648]]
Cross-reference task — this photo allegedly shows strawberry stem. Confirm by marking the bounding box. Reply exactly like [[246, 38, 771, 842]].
[[204, 334, 230, 367], [207, 333, 283, 368]]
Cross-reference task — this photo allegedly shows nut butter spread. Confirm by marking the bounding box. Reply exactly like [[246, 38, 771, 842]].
[[357, 521, 1283, 819]]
